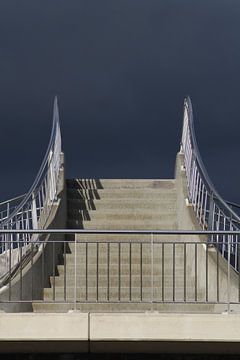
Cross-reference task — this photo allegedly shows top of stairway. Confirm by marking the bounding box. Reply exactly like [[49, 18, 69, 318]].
[[67, 179, 175, 190]]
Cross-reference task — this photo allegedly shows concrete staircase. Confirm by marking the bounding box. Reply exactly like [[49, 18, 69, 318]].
[[33, 179, 216, 313]]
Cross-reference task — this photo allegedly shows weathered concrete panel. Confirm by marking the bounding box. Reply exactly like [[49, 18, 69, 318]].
[[0, 312, 88, 352], [1, 312, 240, 353], [90, 312, 240, 353]]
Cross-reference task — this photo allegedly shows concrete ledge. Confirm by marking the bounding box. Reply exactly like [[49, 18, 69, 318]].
[[0, 313, 88, 352], [90, 312, 240, 342], [1, 312, 240, 353], [90, 312, 240, 353]]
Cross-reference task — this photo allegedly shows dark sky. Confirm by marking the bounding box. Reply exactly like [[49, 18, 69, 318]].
[[0, 0, 240, 204]]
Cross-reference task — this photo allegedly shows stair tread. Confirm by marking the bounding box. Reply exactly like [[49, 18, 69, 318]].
[[67, 179, 176, 190]]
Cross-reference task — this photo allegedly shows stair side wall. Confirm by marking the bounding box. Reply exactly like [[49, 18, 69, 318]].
[[175, 151, 239, 304], [0, 153, 67, 312]]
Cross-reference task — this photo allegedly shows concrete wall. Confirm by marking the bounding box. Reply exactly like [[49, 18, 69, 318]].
[[0, 153, 67, 312], [1, 312, 240, 353]]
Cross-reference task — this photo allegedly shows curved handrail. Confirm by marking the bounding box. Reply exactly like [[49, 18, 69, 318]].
[[181, 97, 240, 271], [0, 96, 62, 279], [1, 97, 61, 227]]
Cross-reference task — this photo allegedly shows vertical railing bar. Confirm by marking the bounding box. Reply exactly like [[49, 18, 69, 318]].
[[162, 242, 164, 302], [8, 239, 11, 301], [195, 243, 197, 302], [20, 241, 23, 301], [228, 241, 231, 313], [194, 172, 200, 212], [42, 243, 45, 300], [107, 242, 110, 302], [216, 209, 220, 246], [129, 242, 132, 302], [191, 163, 197, 206], [64, 240, 66, 302], [235, 234, 237, 271], [206, 243, 208, 302], [184, 242, 186, 302], [199, 182, 205, 226], [96, 242, 99, 302], [203, 189, 208, 228], [31, 242, 34, 300], [86, 242, 88, 302], [118, 242, 121, 302], [189, 159, 195, 202], [140, 242, 143, 302], [151, 233, 154, 310], [197, 178, 202, 220], [173, 242, 175, 302], [74, 237, 77, 310], [196, 177, 202, 222], [217, 242, 219, 303], [238, 239, 240, 303], [52, 241, 55, 301], [223, 217, 226, 256]]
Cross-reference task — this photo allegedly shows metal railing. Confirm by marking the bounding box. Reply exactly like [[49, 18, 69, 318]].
[[181, 97, 240, 271], [0, 194, 26, 223], [0, 97, 62, 280], [1, 229, 240, 313]]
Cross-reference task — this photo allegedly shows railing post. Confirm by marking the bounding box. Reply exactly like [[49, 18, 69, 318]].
[[208, 192, 214, 229], [208, 192, 214, 244], [74, 236, 77, 311], [189, 151, 196, 203], [32, 193, 38, 230], [227, 240, 231, 314], [151, 233, 154, 312]]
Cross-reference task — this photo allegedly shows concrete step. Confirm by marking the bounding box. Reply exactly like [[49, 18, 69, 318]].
[[67, 241, 184, 250], [68, 219, 178, 230], [43, 287, 195, 301], [67, 188, 177, 200], [63, 253, 184, 265], [66, 252, 184, 260], [33, 302, 219, 313], [67, 241, 183, 250], [67, 179, 176, 190], [50, 275, 193, 288], [67, 209, 177, 221], [71, 234, 184, 242], [67, 198, 177, 211], [57, 264, 186, 276], [63, 256, 184, 265]]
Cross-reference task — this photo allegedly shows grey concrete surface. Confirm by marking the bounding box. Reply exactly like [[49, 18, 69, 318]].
[[34, 153, 240, 312], [1, 312, 240, 353]]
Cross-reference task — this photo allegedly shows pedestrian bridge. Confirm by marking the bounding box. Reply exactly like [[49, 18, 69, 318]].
[[1, 97, 240, 354]]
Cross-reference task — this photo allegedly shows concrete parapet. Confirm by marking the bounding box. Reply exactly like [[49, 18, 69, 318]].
[[1, 312, 240, 353]]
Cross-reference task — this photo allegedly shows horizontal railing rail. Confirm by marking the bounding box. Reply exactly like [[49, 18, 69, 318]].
[[0, 97, 62, 279], [181, 97, 240, 272], [0, 229, 239, 235], [0, 230, 239, 313]]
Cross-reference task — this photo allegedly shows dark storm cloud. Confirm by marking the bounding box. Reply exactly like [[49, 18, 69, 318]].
[[0, 0, 240, 202]]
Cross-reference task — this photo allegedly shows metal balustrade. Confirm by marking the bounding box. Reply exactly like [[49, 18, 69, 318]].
[[0, 97, 62, 280], [1, 229, 240, 313], [1, 96, 240, 312], [0, 194, 26, 223], [181, 97, 240, 271]]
